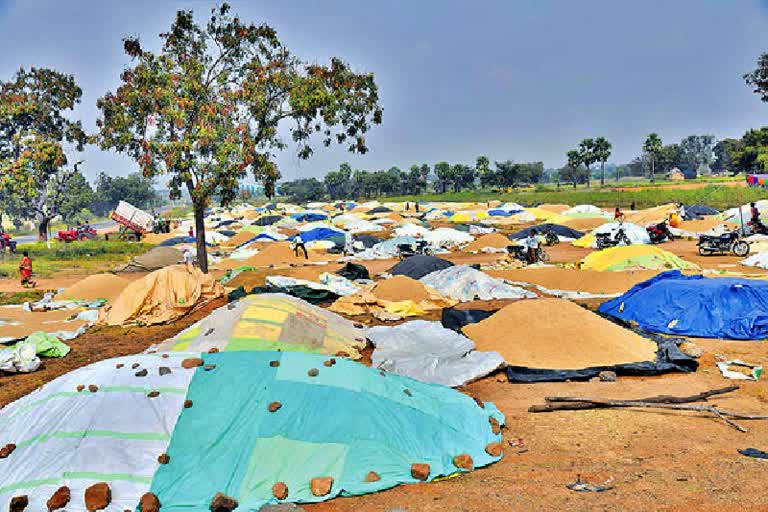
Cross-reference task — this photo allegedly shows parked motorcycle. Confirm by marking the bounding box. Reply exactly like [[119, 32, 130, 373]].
[[542, 229, 559, 246], [595, 227, 631, 250], [507, 244, 550, 264], [646, 221, 675, 244], [697, 230, 750, 257], [744, 220, 768, 237], [397, 240, 433, 260]]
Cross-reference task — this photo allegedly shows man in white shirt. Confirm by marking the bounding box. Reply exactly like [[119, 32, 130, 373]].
[[294, 233, 308, 259], [524, 228, 540, 264], [183, 248, 195, 269]]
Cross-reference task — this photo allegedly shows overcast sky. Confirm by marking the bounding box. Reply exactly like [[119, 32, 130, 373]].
[[1, 0, 768, 185]]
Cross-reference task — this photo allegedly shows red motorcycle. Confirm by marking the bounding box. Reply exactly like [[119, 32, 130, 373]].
[[646, 221, 675, 244]]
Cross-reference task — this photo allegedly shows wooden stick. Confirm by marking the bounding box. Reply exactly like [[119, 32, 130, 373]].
[[544, 385, 739, 405], [530, 389, 768, 432]]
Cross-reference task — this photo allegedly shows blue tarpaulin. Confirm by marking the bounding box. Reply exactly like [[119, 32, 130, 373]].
[[487, 209, 512, 217], [599, 270, 768, 340], [292, 227, 344, 242], [291, 213, 328, 222]]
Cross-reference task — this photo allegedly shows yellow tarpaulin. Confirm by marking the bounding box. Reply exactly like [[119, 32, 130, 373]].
[[102, 265, 225, 326], [580, 245, 699, 272]]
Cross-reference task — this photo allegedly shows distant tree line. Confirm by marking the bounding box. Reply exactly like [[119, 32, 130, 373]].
[[278, 158, 546, 202]]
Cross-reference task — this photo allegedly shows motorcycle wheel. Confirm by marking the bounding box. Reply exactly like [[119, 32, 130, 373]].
[[538, 250, 550, 263], [732, 241, 750, 257], [621, 234, 632, 246], [596, 239, 606, 250], [698, 245, 710, 256]]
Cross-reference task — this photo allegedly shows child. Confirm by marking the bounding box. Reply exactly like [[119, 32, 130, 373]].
[[19, 251, 35, 288]]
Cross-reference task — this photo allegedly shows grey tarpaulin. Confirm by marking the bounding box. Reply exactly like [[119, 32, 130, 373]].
[[368, 320, 504, 387]]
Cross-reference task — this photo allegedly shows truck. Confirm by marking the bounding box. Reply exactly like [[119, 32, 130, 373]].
[[110, 201, 155, 242]]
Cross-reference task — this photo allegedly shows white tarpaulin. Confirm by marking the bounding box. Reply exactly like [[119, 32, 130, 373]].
[[420, 265, 536, 302], [368, 321, 504, 387], [0, 353, 194, 511], [265, 273, 359, 296], [423, 227, 474, 248], [394, 223, 429, 237], [590, 222, 651, 247]]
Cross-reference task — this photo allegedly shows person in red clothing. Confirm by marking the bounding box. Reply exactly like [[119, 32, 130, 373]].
[[19, 251, 35, 288], [614, 207, 624, 223], [188, 226, 194, 238]]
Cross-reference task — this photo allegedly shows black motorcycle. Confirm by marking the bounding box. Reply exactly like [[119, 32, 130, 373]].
[[542, 229, 559, 246], [507, 244, 549, 264], [646, 221, 675, 244], [697, 230, 749, 257], [595, 227, 631, 249], [397, 240, 433, 260]]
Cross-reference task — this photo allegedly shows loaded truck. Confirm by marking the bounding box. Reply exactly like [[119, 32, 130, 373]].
[[109, 201, 155, 242]]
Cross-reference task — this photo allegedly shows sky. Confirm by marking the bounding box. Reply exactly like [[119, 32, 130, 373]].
[[1, 0, 768, 185]]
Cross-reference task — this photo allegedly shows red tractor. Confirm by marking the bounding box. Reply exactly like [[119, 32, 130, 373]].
[[56, 225, 98, 242], [0, 230, 16, 253]]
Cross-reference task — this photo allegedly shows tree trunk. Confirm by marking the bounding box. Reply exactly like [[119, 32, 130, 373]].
[[193, 202, 208, 273], [616, 166, 620, 182], [600, 161, 605, 186], [585, 166, 590, 189], [651, 158, 656, 183], [37, 216, 50, 241], [572, 180, 577, 189]]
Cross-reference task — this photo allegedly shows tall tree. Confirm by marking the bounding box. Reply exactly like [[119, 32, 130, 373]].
[[712, 138, 744, 174], [476, 155, 493, 187], [565, 150, 584, 188], [679, 134, 715, 175], [59, 170, 95, 224], [593, 137, 612, 186], [0, 67, 87, 239], [95, 4, 382, 272], [643, 133, 663, 183], [419, 163, 431, 186], [737, 127, 768, 173], [434, 161, 451, 193], [744, 52, 768, 103], [578, 138, 596, 189]]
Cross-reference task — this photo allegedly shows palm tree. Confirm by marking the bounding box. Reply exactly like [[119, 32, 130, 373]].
[[643, 133, 663, 183], [578, 138, 596, 189], [594, 137, 612, 186]]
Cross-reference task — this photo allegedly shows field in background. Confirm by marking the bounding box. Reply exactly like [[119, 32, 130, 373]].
[[388, 177, 763, 209], [0, 240, 151, 277]]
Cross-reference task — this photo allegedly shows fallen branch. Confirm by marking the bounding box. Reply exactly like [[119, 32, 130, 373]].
[[529, 386, 768, 432]]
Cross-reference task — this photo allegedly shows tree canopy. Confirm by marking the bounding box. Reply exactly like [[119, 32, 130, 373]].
[[0, 67, 87, 238], [95, 3, 382, 271]]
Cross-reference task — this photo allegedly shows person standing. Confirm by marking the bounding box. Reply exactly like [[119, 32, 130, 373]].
[[183, 247, 195, 269], [294, 233, 308, 259], [19, 251, 35, 288], [188, 226, 194, 238], [524, 229, 540, 265]]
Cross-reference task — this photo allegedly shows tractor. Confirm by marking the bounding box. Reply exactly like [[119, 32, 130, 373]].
[[56, 225, 98, 242]]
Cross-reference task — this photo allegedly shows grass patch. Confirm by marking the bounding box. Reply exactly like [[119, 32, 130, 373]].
[[164, 204, 194, 219], [0, 240, 152, 277], [389, 182, 758, 210], [0, 290, 47, 305]]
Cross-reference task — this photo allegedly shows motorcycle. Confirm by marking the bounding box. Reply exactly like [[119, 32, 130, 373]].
[[542, 229, 559, 246], [507, 244, 549, 264], [646, 221, 675, 244], [595, 227, 631, 250], [744, 220, 768, 237], [697, 230, 750, 257], [397, 240, 433, 260]]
